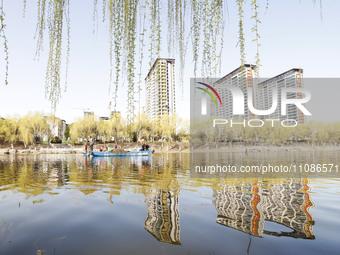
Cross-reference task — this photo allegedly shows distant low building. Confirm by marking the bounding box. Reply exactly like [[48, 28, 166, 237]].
[[84, 111, 94, 118], [44, 117, 67, 142]]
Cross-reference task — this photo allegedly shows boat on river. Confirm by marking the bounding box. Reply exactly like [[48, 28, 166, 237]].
[[83, 150, 154, 157]]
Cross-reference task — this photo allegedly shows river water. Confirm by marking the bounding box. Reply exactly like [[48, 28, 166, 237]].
[[0, 153, 339, 255]]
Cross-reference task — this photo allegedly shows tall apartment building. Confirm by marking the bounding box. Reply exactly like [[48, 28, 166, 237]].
[[257, 68, 305, 124], [210, 66, 305, 124], [145, 58, 176, 119], [212, 64, 256, 119]]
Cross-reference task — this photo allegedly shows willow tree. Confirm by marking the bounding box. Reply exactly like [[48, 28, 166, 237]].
[[69, 115, 98, 141], [0, 117, 19, 144], [1, 1, 321, 120], [0, 0, 9, 85], [18, 112, 49, 145]]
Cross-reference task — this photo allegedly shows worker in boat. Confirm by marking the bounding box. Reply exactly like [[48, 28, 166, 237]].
[[84, 140, 88, 154], [141, 139, 145, 151], [89, 136, 95, 152]]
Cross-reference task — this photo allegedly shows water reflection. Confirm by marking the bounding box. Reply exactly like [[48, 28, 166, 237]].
[[144, 189, 181, 245], [213, 179, 314, 239], [0, 153, 339, 254]]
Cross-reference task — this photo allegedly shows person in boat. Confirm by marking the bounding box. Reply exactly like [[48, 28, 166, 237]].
[[99, 147, 103, 152], [89, 136, 95, 152], [84, 140, 88, 154], [145, 144, 149, 151]]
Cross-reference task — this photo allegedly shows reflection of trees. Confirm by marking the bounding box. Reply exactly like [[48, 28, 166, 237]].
[[0, 153, 189, 199], [0, 155, 68, 197], [213, 179, 315, 239]]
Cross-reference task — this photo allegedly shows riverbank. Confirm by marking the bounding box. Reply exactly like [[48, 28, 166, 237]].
[[192, 144, 340, 153], [0, 142, 340, 155], [0, 142, 191, 155]]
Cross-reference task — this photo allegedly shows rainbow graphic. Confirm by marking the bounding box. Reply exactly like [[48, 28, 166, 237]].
[[195, 82, 222, 107]]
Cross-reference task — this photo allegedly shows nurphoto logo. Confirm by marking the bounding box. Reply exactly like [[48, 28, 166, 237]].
[[195, 81, 311, 116], [194, 79, 311, 128]]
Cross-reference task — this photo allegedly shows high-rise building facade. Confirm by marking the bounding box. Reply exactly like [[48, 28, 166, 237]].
[[257, 68, 304, 124], [210, 66, 305, 124], [212, 64, 256, 119], [145, 58, 176, 119]]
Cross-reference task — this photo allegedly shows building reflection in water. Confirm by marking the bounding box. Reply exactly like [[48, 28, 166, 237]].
[[213, 179, 315, 239], [144, 189, 181, 245]]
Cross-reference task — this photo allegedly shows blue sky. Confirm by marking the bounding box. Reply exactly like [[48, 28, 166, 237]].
[[0, 0, 339, 123]]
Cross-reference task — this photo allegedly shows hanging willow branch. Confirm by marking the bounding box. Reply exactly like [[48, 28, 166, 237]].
[[2, 0, 285, 118], [23, 0, 27, 18], [102, 0, 107, 22], [125, 0, 138, 125], [92, 0, 98, 34], [148, 0, 161, 67], [0, 0, 9, 85], [211, 0, 224, 75], [33, 0, 70, 113], [200, 0, 224, 77], [176, 0, 187, 93], [109, 0, 123, 111], [191, 0, 201, 77], [251, 0, 261, 77], [108, 0, 138, 125], [137, 2, 147, 114], [34, 0, 46, 59], [168, 0, 175, 57], [237, 0, 245, 66]]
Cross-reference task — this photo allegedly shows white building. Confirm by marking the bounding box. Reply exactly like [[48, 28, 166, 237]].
[[212, 64, 256, 119], [44, 117, 67, 142], [210, 65, 305, 124], [84, 111, 94, 118], [145, 58, 176, 119], [257, 68, 305, 124]]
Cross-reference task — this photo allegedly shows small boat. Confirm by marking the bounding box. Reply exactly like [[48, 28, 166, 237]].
[[83, 150, 154, 157]]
